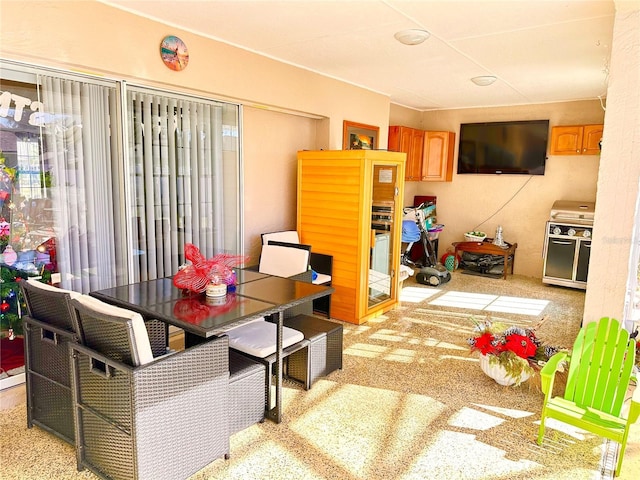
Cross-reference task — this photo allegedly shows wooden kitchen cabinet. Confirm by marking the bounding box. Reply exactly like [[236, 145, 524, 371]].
[[550, 124, 603, 155], [389, 126, 454, 182], [422, 131, 455, 181], [389, 126, 424, 181], [297, 150, 405, 324]]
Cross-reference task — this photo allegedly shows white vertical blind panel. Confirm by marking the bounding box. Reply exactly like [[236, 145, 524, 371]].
[[42, 76, 118, 292]]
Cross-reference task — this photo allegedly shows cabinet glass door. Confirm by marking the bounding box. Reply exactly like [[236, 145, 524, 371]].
[[368, 164, 398, 308]]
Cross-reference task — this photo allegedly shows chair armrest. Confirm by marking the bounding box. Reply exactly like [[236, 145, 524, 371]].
[[23, 315, 80, 344], [540, 351, 568, 397], [71, 335, 229, 379]]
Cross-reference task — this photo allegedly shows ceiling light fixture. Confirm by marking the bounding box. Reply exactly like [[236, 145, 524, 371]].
[[394, 29, 430, 46], [471, 76, 497, 86]]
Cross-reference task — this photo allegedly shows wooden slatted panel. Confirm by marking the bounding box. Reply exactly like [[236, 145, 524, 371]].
[[298, 157, 365, 323], [603, 325, 635, 415], [297, 150, 405, 324], [583, 320, 610, 408], [564, 320, 596, 400], [564, 317, 634, 417]]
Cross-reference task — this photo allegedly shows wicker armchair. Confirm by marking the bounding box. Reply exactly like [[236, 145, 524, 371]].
[[20, 279, 80, 444], [70, 295, 230, 480], [228, 349, 266, 434]]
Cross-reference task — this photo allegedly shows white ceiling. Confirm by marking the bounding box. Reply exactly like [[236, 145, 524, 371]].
[[102, 0, 615, 111]]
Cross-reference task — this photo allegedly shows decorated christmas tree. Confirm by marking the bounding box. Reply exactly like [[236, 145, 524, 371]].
[[0, 150, 53, 338]]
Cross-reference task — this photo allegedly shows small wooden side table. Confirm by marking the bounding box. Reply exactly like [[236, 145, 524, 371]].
[[452, 239, 518, 280]]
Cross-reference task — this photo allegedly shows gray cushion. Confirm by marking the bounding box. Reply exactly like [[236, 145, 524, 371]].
[[227, 319, 304, 358]]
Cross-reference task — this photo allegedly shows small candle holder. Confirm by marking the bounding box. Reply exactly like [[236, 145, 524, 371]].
[[206, 282, 227, 298]]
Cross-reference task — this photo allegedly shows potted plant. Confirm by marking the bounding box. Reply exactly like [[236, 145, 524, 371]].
[[467, 316, 565, 386]]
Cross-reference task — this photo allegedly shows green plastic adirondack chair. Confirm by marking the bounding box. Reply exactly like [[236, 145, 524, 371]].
[[537, 317, 640, 476]]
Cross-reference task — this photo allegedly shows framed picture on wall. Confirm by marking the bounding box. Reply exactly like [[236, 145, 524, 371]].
[[343, 121, 379, 150]]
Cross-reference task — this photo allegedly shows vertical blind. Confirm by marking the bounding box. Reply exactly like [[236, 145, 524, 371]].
[[41, 76, 124, 293], [126, 90, 226, 282]]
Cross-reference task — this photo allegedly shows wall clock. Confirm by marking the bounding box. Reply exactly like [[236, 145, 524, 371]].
[[160, 35, 189, 71]]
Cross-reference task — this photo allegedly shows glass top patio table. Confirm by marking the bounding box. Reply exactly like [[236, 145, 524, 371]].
[[89, 277, 274, 337], [89, 270, 333, 423]]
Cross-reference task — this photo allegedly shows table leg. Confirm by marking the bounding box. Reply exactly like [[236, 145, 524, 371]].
[[503, 253, 508, 280], [266, 311, 283, 423], [184, 331, 205, 348]]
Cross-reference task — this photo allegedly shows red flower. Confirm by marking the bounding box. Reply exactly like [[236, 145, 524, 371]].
[[503, 333, 537, 359], [473, 332, 496, 355]]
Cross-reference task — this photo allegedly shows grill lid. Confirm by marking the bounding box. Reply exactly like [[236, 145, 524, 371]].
[[550, 200, 595, 224]]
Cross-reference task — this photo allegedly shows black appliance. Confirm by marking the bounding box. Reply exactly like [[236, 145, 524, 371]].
[[542, 200, 595, 289], [457, 120, 549, 175]]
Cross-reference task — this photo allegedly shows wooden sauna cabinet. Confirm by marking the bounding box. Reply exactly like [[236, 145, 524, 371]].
[[297, 150, 406, 324]]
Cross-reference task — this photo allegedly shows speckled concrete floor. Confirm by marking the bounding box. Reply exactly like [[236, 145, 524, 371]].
[[1, 272, 637, 479]]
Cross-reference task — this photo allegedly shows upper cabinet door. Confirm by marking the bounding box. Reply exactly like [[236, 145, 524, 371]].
[[421, 131, 455, 182], [389, 126, 423, 181], [550, 126, 583, 154], [550, 125, 603, 155], [408, 129, 424, 180], [582, 125, 603, 154]]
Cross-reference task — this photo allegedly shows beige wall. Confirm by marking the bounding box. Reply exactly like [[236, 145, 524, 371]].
[[0, 2, 391, 152], [392, 100, 604, 278], [583, 3, 640, 326], [243, 107, 319, 263], [389, 103, 424, 129]]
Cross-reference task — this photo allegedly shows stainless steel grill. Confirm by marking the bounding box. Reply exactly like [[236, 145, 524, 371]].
[[542, 200, 595, 289]]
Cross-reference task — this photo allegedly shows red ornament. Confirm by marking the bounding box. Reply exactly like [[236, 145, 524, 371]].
[[172, 243, 248, 293], [0, 302, 10, 313]]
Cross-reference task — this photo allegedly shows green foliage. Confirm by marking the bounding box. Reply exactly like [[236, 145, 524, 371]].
[[487, 350, 535, 385], [40, 171, 51, 188], [0, 265, 29, 336]]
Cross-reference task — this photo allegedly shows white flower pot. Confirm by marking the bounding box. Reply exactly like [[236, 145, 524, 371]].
[[478, 353, 530, 386]]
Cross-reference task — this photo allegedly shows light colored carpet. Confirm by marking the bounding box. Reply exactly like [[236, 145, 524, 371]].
[[1, 272, 638, 479]]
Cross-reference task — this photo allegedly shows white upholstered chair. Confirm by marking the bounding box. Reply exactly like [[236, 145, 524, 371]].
[[261, 231, 332, 286], [258, 244, 310, 278], [261, 230, 333, 316]]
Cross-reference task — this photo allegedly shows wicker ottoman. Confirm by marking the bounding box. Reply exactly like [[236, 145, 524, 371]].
[[283, 315, 343, 389]]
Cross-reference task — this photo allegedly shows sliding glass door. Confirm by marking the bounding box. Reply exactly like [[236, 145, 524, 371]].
[[0, 62, 241, 387], [125, 88, 240, 282]]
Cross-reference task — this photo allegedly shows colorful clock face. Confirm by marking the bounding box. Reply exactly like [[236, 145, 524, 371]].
[[160, 35, 189, 71]]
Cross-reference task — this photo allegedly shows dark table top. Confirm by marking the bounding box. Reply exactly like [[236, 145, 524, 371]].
[[90, 271, 333, 338]]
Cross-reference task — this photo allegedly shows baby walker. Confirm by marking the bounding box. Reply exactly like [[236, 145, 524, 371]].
[[401, 202, 451, 286]]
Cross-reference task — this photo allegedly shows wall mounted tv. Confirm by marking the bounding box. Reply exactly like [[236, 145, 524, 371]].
[[457, 120, 550, 175]]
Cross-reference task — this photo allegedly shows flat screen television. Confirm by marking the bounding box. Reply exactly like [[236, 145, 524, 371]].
[[457, 120, 550, 175]]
